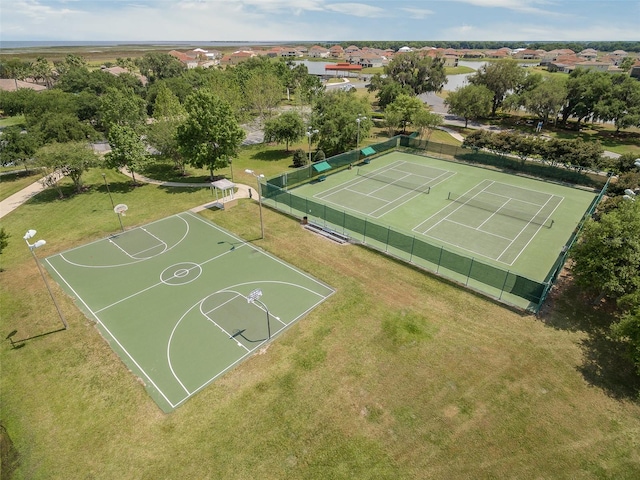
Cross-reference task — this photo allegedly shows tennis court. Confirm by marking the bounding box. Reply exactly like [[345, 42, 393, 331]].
[[414, 179, 563, 265], [315, 160, 455, 218], [44, 212, 334, 412], [292, 151, 596, 282]]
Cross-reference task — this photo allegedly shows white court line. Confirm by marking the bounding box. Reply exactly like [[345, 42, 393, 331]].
[[94, 247, 239, 314], [442, 218, 514, 242], [416, 180, 496, 234], [375, 170, 457, 218], [44, 257, 178, 409], [477, 198, 512, 230], [199, 296, 251, 353], [57, 215, 191, 269], [499, 196, 564, 266]]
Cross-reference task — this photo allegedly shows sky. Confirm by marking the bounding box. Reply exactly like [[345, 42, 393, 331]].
[[3, 0, 640, 43]]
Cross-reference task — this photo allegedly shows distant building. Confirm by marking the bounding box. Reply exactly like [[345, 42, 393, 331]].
[[0, 78, 47, 92]]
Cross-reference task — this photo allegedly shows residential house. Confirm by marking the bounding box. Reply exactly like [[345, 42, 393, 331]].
[[540, 49, 575, 66], [329, 45, 344, 58], [100, 65, 148, 85], [221, 50, 257, 65], [513, 49, 541, 60], [356, 52, 384, 68], [345, 45, 360, 55], [574, 61, 613, 72], [397, 46, 413, 53], [279, 48, 300, 58], [0, 78, 47, 92], [168, 50, 199, 69], [308, 45, 330, 58], [578, 48, 598, 61]]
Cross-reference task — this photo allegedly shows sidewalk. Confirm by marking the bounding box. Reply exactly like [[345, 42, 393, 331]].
[[0, 169, 256, 220]]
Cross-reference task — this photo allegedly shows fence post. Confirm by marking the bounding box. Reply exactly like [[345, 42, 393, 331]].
[[436, 246, 443, 273], [409, 236, 415, 262], [466, 258, 474, 286], [385, 226, 390, 252], [499, 271, 510, 299]]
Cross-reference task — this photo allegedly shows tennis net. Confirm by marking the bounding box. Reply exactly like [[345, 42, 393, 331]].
[[357, 169, 430, 194], [447, 192, 554, 228]]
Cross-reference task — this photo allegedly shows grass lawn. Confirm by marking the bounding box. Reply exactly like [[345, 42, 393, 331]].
[[1, 159, 640, 478], [0, 115, 26, 128], [0, 169, 41, 201]]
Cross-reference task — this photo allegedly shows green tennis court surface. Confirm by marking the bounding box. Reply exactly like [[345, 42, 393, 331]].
[[44, 212, 334, 412], [294, 151, 596, 282]]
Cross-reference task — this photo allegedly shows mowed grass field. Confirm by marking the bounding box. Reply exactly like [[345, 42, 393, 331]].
[[1, 168, 640, 478]]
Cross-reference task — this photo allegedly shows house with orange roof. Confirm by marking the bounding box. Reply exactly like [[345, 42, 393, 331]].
[[309, 45, 330, 58], [101, 65, 148, 85], [329, 45, 344, 58], [168, 50, 199, 68], [221, 50, 258, 65]]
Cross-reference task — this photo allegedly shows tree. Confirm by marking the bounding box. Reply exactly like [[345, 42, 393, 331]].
[[561, 69, 612, 129], [384, 94, 424, 133], [594, 74, 640, 132], [135, 53, 185, 83], [0, 126, 40, 171], [263, 111, 305, 151], [36, 142, 99, 195], [383, 52, 446, 96], [99, 87, 147, 132], [411, 109, 442, 141], [619, 56, 635, 72], [105, 124, 148, 184], [571, 199, 640, 304], [292, 149, 307, 167], [312, 90, 371, 156], [444, 84, 493, 127], [383, 108, 403, 137], [31, 57, 54, 88], [469, 58, 526, 116], [147, 84, 186, 173], [177, 89, 245, 179], [611, 306, 640, 376], [30, 112, 96, 144], [152, 83, 185, 119], [521, 76, 568, 125], [368, 75, 413, 110], [243, 72, 283, 120]]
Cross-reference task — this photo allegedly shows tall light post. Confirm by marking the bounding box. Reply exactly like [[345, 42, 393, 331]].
[[23, 230, 68, 330], [356, 114, 367, 149], [245, 169, 265, 239], [101, 173, 115, 209], [306, 127, 318, 164]]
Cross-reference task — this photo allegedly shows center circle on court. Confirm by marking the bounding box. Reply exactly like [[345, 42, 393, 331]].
[[161, 262, 202, 286]]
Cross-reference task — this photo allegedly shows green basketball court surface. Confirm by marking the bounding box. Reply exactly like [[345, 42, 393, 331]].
[[44, 212, 334, 412]]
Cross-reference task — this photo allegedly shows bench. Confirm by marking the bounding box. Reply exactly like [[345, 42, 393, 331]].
[[304, 222, 350, 244]]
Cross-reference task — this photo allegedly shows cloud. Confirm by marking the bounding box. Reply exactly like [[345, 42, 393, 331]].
[[325, 2, 386, 17], [13, 0, 80, 21], [451, 0, 561, 15], [401, 7, 434, 19]]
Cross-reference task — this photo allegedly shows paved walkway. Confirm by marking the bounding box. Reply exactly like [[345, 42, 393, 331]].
[[0, 169, 257, 220]]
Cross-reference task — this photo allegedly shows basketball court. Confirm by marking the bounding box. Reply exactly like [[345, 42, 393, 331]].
[[44, 212, 335, 412]]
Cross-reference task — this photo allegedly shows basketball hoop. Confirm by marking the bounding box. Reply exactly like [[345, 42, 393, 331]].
[[114, 204, 128, 217]]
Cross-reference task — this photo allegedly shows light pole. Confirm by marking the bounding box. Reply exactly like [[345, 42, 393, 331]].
[[101, 173, 115, 209], [306, 127, 318, 164], [23, 230, 68, 330], [245, 169, 265, 239], [356, 114, 367, 149]]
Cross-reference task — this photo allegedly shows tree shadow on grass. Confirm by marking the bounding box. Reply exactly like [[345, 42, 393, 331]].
[[250, 149, 292, 162], [27, 181, 139, 204], [538, 274, 640, 402]]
